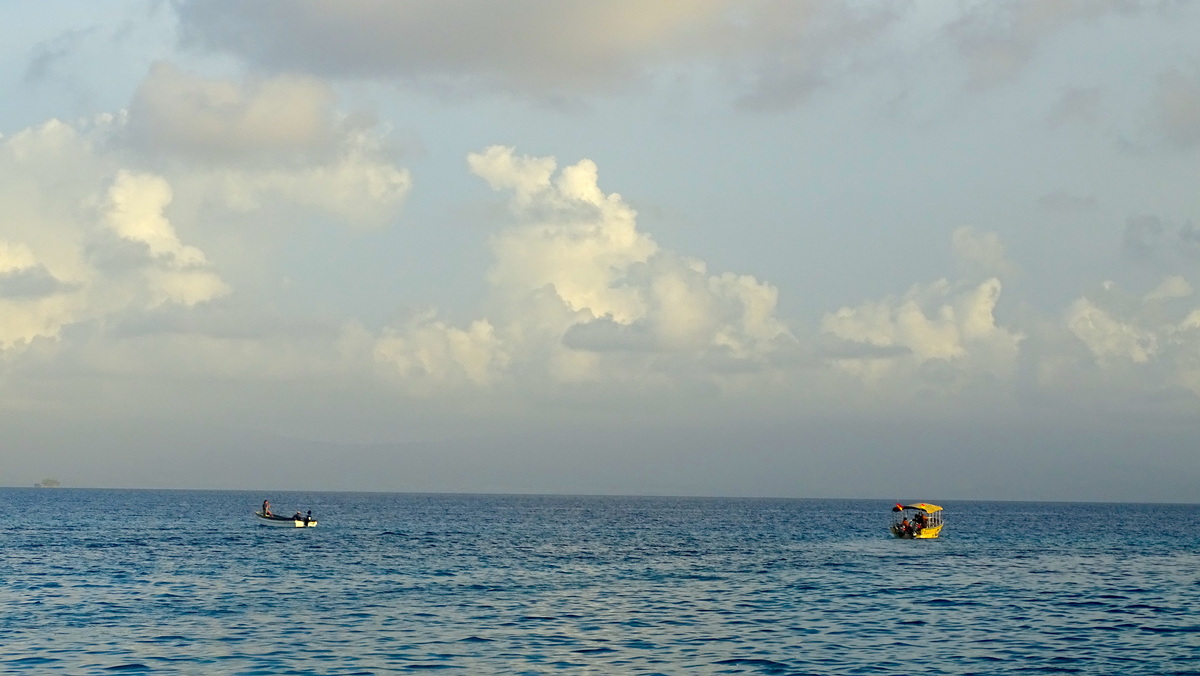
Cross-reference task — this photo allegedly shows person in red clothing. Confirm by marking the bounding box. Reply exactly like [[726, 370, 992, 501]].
[[913, 512, 927, 534]]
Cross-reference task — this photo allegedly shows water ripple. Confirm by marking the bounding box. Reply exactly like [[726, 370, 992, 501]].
[[2, 492, 1199, 674]]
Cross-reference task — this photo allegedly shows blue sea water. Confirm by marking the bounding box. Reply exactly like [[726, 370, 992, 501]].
[[1, 490, 1198, 675]]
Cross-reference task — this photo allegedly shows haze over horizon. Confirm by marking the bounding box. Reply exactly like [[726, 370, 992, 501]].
[[3, 1, 1200, 503]]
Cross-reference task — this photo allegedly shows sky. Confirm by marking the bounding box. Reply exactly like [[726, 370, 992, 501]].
[[2, 0, 1200, 502]]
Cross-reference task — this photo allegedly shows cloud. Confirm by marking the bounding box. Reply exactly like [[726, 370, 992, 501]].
[[374, 312, 510, 395], [0, 119, 230, 350], [0, 239, 78, 349], [360, 165, 1200, 419], [1143, 275, 1192, 302], [1066, 294, 1158, 365], [173, 0, 906, 109], [1046, 279, 1200, 411], [1153, 66, 1200, 149], [946, 0, 1154, 89], [720, 1, 907, 111], [1121, 214, 1200, 263], [100, 170, 229, 307], [372, 146, 793, 397], [0, 264, 73, 299], [1037, 190, 1098, 214], [1033, 277, 1200, 408], [125, 64, 412, 229], [820, 276, 1024, 395], [562, 316, 657, 353], [23, 28, 91, 87], [808, 231, 1200, 413], [0, 64, 421, 437], [470, 146, 657, 325], [126, 62, 338, 162], [178, 141, 412, 228], [175, 1, 725, 94], [0, 60, 411, 353], [104, 171, 204, 264], [952, 226, 1015, 280], [0, 241, 74, 299], [1045, 86, 1103, 128], [1122, 214, 1167, 259]]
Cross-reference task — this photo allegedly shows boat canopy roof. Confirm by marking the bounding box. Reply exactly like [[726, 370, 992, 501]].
[[893, 502, 942, 513]]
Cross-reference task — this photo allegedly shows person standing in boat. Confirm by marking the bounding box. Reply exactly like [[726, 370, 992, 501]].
[[262, 499, 272, 516]]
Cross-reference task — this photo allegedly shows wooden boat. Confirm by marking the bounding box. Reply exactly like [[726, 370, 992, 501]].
[[890, 503, 943, 539], [255, 510, 318, 527]]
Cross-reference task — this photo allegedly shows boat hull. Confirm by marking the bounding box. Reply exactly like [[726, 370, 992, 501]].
[[891, 524, 941, 539], [255, 511, 317, 527]]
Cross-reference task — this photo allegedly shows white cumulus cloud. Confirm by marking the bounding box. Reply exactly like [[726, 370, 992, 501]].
[[372, 146, 793, 397], [820, 276, 1024, 395], [375, 313, 510, 395], [1020, 277, 1200, 411], [0, 119, 229, 349], [126, 64, 412, 230], [0, 63, 412, 359]]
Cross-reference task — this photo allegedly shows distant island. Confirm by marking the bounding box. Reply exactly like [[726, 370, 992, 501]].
[[35, 478, 61, 488]]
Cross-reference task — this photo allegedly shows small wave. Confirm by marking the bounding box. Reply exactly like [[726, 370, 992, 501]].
[[5, 657, 60, 666], [1140, 625, 1200, 633], [463, 584, 507, 592], [920, 598, 983, 607], [715, 657, 793, 673], [618, 619, 654, 628], [674, 573, 727, 581], [1061, 600, 1110, 608]]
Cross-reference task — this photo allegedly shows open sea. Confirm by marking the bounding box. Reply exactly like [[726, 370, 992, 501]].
[[1, 489, 1198, 675]]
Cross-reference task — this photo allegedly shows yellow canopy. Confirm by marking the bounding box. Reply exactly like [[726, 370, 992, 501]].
[[907, 503, 941, 513], [895, 503, 942, 513]]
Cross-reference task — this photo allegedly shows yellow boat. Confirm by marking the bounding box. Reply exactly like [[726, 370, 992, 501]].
[[890, 503, 943, 539]]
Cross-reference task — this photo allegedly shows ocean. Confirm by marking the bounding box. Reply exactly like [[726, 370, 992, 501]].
[[2, 489, 1198, 674]]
